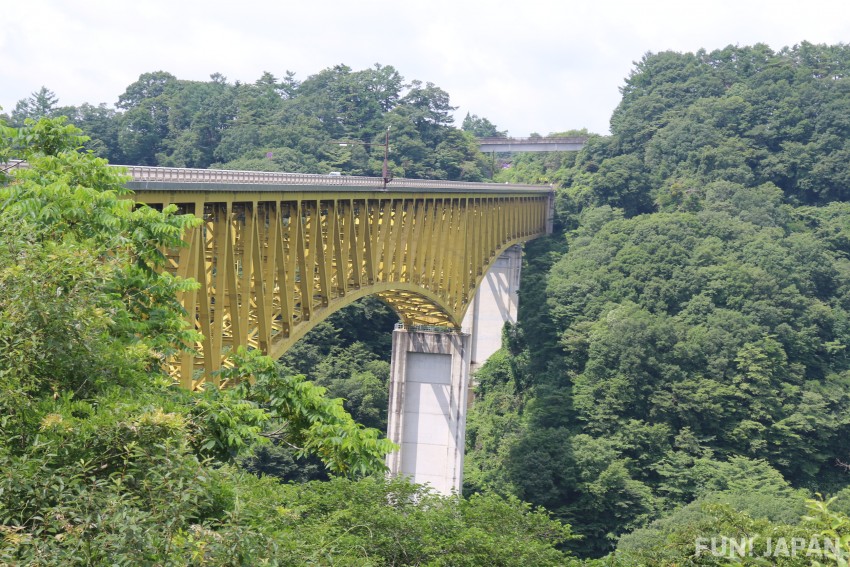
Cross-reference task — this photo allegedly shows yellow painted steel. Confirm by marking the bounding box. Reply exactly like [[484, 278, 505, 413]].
[[131, 189, 550, 389]]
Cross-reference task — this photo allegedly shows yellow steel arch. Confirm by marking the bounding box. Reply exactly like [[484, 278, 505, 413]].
[[132, 189, 550, 389]]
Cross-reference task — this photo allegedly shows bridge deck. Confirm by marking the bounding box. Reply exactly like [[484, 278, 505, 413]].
[[122, 165, 552, 194]]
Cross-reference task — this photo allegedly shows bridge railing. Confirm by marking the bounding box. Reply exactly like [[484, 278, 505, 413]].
[[122, 165, 550, 192], [4, 161, 551, 193]]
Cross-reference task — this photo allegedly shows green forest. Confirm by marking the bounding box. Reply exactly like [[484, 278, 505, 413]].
[[4, 41, 850, 565]]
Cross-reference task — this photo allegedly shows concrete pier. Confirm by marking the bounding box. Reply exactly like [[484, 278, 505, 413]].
[[385, 245, 525, 494], [462, 244, 522, 373], [385, 329, 471, 495]]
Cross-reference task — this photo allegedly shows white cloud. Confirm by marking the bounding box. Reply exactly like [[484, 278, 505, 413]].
[[2, 0, 848, 138]]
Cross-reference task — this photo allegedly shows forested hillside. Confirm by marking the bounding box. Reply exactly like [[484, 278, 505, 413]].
[[466, 41, 850, 562], [6, 43, 850, 564]]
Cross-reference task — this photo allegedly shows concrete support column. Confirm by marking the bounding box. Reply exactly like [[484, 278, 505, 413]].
[[462, 244, 523, 373], [386, 328, 471, 495]]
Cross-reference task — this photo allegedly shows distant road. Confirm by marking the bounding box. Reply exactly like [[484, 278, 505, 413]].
[[477, 136, 587, 153]]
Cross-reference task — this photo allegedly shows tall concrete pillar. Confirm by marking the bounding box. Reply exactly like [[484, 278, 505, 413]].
[[462, 244, 523, 373], [385, 246, 524, 495], [385, 328, 471, 495]]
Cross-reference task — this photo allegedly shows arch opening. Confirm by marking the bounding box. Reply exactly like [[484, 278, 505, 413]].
[[266, 283, 458, 362]]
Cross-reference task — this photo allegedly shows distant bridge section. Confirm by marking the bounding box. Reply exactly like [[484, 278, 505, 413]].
[[477, 136, 587, 153]]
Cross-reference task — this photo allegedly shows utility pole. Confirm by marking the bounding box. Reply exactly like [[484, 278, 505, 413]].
[[332, 127, 392, 190], [381, 126, 391, 190]]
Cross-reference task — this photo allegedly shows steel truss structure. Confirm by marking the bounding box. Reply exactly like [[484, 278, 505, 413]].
[[132, 184, 550, 389]]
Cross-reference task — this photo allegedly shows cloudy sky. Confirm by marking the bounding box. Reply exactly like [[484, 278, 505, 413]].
[[2, 0, 848, 136]]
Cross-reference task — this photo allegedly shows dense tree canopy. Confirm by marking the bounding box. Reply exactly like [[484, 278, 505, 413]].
[[4, 65, 493, 182]]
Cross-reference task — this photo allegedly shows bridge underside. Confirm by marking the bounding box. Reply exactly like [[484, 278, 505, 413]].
[[132, 190, 549, 389]]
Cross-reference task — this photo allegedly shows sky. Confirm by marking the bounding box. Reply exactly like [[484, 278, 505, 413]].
[[2, 0, 849, 137]]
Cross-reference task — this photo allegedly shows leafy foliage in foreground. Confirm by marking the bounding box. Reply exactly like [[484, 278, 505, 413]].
[[0, 462, 576, 566]]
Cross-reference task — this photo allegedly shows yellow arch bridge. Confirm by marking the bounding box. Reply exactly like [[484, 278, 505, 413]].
[[127, 166, 553, 390]]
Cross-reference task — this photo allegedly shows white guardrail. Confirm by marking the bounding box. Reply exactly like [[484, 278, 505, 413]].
[[3, 161, 551, 193], [122, 165, 551, 193]]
